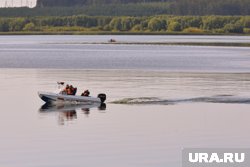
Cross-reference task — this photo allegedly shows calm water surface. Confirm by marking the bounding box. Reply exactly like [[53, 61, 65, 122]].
[[0, 35, 250, 167], [0, 35, 250, 71]]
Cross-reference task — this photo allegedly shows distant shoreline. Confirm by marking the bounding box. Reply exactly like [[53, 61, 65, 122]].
[[0, 31, 250, 36], [46, 41, 250, 47]]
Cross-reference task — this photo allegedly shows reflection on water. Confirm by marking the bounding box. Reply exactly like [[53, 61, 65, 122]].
[[39, 103, 106, 125], [58, 110, 77, 125], [39, 102, 106, 112]]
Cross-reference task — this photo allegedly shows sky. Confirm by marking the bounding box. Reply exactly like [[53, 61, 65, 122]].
[[0, 0, 36, 8]]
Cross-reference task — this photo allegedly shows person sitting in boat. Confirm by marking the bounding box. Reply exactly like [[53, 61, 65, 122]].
[[67, 85, 73, 95], [72, 87, 77, 95], [60, 84, 76, 95], [67, 85, 77, 95], [81, 90, 90, 96], [60, 84, 69, 94]]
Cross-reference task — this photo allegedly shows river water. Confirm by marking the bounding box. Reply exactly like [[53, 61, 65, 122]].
[[0, 35, 250, 167]]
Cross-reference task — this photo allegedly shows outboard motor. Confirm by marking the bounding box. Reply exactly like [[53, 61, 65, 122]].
[[98, 94, 106, 103]]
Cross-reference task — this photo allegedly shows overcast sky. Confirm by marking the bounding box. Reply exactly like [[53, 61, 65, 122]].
[[0, 0, 36, 8]]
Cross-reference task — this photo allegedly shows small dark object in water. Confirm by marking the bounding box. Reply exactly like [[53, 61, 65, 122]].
[[109, 39, 116, 43], [57, 81, 65, 85]]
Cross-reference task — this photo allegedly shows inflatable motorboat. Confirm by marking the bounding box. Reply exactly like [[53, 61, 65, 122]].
[[38, 82, 106, 104], [38, 91, 106, 104]]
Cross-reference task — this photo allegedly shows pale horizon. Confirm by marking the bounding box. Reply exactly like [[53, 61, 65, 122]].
[[0, 0, 36, 8]]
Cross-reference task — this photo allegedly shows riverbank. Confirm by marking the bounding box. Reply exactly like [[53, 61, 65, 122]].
[[0, 31, 250, 36], [48, 41, 250, 47]]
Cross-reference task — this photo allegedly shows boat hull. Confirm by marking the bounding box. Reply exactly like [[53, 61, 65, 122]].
[[38, 92, 102, 104]]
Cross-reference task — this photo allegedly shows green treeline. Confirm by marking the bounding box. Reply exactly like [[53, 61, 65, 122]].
[[0, 0, 249, 17], [0, 15, 250, 34], [0, 3, 170, 17], [36, 0, 170, 7]]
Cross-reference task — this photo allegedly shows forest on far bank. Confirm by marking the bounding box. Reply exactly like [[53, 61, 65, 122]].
[[36, 0, 171, 7], [0, 15, 249, 34], [0, 0, 249, 17]]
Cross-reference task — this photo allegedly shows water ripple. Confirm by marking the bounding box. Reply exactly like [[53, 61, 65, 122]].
[[111, 95, 250, 105]]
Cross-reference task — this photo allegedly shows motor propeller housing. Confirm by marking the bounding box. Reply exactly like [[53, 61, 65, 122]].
[[98, 94, 106, 103]]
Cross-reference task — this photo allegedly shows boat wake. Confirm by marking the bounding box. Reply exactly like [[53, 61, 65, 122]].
[[111, 95, 250, 105]]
